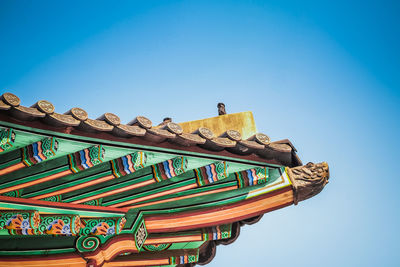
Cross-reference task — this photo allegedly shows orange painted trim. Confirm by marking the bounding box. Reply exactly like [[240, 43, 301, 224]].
[[103, 259, 170, 267], [110, 183, 198, 208], [147, 186, 290, 219], [0, 195, 127, 213], [0, 162, 25, 176], [71, 179, 155, 204], [87, 239, 138, 266], [145, 234, 203, 245], [31, 174, 115, 200], [145, 189, 293, 232], [0, 170, 72, 194], [125, 185, 238, 209], [0, 256, 86, 267]]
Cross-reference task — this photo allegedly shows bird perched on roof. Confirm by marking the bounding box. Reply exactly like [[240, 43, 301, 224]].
[[217, 103, 226, 115]]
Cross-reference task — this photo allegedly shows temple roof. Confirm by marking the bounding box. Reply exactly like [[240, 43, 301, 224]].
[[0, 93, 302, 167], [0, 92, 329, 267]]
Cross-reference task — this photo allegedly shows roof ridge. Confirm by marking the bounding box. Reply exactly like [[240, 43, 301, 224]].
[[0, 92, 301, 167]]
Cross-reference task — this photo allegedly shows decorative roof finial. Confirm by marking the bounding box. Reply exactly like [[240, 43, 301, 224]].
[[287, 162, 330, 205], [217, 103, 226, 115]]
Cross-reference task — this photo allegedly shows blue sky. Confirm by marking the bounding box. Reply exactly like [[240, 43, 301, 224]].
[[1, 1, 399, 266]]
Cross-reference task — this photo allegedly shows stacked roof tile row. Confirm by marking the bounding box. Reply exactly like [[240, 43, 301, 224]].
[[0, 93, 301, 167]]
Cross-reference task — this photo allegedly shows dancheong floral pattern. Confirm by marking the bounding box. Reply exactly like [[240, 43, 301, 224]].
[[5, 214, 29, 229], [38, 215, 81, 236], [0, 211, 41, 235], [90, 222, 115, 236], [0, 128, 16, 153], [80, 217, 125, 236], [46, 219, 72, 235]]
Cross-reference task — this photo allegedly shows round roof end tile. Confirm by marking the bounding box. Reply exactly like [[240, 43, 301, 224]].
[[104, 112, 121, 126], [198, 127, 214, 140], [136, 116, 152, 129], [255, 133, 270, 145], [35, 100, 55, 114], [2, 93, 20, 107], [226, 130, 242, 141], [166, 122, 183, 135], [69, 107, 88, 121]]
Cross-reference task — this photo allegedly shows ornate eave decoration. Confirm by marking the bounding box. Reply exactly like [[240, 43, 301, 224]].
[[0, 93, 329, 267]]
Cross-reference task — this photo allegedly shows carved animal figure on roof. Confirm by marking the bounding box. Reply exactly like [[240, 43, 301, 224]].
[[217, 103, 226, 115], [288, 162, 330, 205]]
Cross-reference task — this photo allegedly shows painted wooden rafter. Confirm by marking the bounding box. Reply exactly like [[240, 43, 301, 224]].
[[106, 161, 230, 208], [0, 144, 104, 194], [0, 136, 58, 177], [64, 156, 188, 204], [26, 151, 146, 200], [110, 165, 271, 209]]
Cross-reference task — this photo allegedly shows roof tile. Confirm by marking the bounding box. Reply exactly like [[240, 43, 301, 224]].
[[0, 92, 301, 167]]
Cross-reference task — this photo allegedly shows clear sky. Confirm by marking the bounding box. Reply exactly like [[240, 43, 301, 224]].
[[1, 1, 399, 266]]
